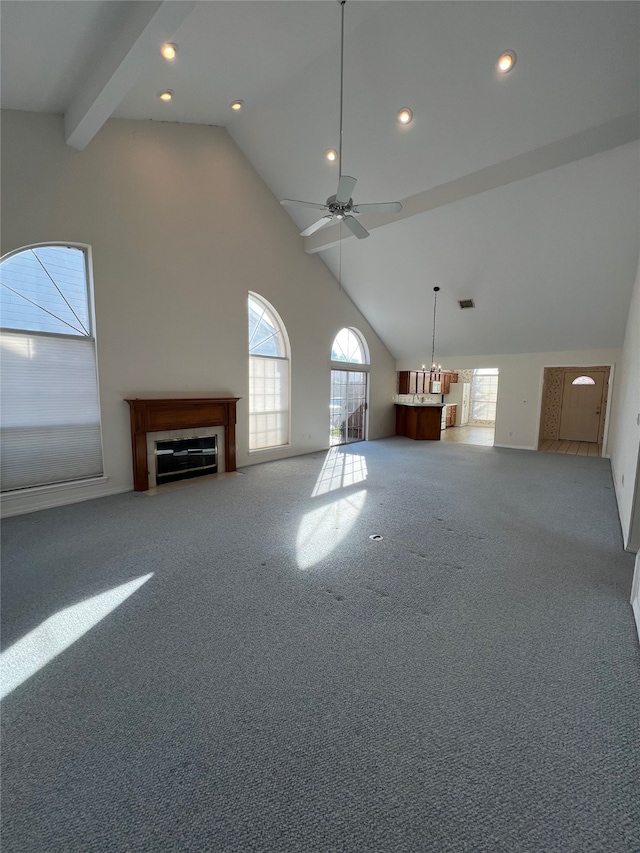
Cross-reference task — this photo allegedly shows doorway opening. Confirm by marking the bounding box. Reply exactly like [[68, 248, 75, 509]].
[[538, 366, 610, 457], [440, 368, 497, 447]]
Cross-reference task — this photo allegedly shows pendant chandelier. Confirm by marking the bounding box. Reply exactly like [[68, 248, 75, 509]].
[[430, 286, 441, 375]]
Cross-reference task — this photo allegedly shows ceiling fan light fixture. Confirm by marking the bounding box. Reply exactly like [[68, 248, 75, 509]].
[[230, 100, 243, 111], [398, 107, 413, 125], [279, 0, 402, 242], [158, 89, 174, 102], [326, 148, 338, 162], [160, 42, 177, 60], [497, 50, 516, 73]]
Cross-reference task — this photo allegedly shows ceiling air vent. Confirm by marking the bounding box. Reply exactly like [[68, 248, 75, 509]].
[[459, 299, 475, 309]]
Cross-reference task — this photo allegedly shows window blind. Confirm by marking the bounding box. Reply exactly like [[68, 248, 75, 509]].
[[1, 331, 103, 491], [249, 356, 289, 450]]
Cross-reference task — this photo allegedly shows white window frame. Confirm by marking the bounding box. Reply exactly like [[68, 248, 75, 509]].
[[330, 326, 370, 367], [470, 367, 499, 424], [0, 243, 104, 492], [330, 328, 371, 444], [248, 292, 291, 452]]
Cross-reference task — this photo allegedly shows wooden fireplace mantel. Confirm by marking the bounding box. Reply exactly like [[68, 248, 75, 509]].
[[125, 397, 240, 491]]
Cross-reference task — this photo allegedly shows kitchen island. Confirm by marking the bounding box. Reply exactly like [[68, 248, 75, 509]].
[[395, 402, 445, 441]]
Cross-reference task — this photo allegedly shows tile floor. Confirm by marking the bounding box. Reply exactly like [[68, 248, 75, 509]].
[[440, 428, 601, 458], [440, 425, 495, 446], [538, 439, 601, 457]]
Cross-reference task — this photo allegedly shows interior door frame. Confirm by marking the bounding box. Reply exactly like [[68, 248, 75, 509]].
[[537, 364, 613, 453]]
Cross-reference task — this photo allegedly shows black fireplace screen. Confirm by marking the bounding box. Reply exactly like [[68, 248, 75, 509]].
[[155, 435, 217, 484]]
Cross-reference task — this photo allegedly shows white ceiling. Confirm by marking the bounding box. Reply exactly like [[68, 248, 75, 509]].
[[2, 0, 639, 360]]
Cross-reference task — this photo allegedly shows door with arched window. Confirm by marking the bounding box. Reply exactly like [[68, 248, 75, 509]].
[[558, 370, 607, 443], [330, 328, 369, 446]]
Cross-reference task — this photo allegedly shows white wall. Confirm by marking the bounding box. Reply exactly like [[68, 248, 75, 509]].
[[0, 111, 397, 515], [607, 250, 640, 550]]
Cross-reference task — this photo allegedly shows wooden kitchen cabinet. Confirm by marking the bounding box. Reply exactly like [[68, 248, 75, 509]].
[[395, 404, 443, 440], [398, 371, 427, 394], [441, 404, 458, 429], [436, 372, 458, 395], [398, 370, 458, 395]]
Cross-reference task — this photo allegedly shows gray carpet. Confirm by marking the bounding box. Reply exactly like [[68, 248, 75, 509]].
[[1, 438, 639, 852]]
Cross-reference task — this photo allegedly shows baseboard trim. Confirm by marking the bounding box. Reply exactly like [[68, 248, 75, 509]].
[[631, 551, 640, 647], [633, 599, 640, 647], [1, 482, 131, 517], [493, 444, 537, 451]]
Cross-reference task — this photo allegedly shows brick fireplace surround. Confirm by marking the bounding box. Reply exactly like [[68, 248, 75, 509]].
[[125, 398, 239, 492]]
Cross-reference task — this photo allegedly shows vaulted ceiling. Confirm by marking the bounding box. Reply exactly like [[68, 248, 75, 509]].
[[2, 1, 638, 359]]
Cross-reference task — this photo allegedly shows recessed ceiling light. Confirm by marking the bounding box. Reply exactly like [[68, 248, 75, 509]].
[[160, 42, 177, 61], [158, 90, 174, 102], [397, 107, 413, 125], [325, 149, 338, 162], [230, 100, 243, 111], [497, 50, 516, 73]]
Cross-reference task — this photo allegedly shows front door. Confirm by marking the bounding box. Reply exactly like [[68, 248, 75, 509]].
[[330, 370, 367, 446], [558, 370, 606, 443]]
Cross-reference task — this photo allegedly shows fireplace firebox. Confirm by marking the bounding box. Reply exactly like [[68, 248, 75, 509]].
[[125, 398, 239, 492], [155, 435, 217, 484]]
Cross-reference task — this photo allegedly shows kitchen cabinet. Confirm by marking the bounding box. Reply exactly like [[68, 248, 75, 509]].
[[398, 371, 427, 394], [440, 405, 458, 430], [395, 404, 443, 440], [446, 405, 457, 428], [438, 372, 458, 395], [398, 370, 458, 395]]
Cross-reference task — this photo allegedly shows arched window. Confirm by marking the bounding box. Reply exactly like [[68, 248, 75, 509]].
[[0, 244, 103, 491], [572, 375, 596, 385], [331, 327, 369, 365], [330, 328, 369, 446], [248, 292, 290, 450]]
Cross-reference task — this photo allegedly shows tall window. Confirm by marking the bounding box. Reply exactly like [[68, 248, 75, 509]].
[[330, 328, 369, 446], [470, 368, 499, 423], [0, 245, 103, 491], [248, 292, 290, 450]]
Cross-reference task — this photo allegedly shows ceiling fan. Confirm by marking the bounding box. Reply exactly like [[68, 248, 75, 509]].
[[280, 0, 403, 240]]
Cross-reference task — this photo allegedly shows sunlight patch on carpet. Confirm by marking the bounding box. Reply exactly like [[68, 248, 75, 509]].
[[0, 573, 153, 700], [296, 490, 366, 570], [311, 448, 368, 497]]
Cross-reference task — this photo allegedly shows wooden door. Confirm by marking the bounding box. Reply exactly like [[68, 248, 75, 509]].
[[558, 370, 606, 442]]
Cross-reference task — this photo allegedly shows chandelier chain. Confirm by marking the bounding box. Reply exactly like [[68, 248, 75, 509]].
[[430, 286, 440, 371]]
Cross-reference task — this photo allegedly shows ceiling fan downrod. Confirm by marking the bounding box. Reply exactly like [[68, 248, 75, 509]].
[[279, 0, 402, 241], [339, 0, 346, 179]]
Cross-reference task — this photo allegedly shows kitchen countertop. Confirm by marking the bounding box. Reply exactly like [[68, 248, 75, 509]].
[[394, 402, 445, 407]]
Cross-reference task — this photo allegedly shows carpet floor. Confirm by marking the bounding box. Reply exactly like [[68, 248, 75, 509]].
[[1, 438, 639, 852]]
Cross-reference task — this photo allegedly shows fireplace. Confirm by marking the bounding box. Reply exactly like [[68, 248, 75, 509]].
[[155, 434, 218, 484], [126, 398, 239, 491]]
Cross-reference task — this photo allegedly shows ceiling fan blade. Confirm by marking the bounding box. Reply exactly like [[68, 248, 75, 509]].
[[335, 175, 357, 205], [343, 215, 370, 240], [281, 199, 329, 211], [352, 201, 403, 215], [300, 216, 333, 237]]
